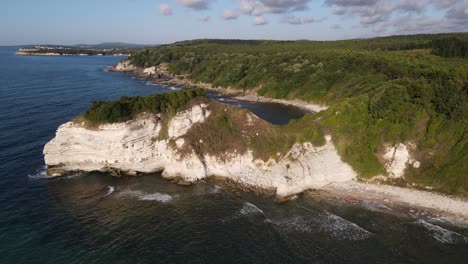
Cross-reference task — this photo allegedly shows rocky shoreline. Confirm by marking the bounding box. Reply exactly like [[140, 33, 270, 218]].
[[42, 59, 468, 222]]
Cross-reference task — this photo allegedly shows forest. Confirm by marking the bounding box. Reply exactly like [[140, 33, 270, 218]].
[[83, 89, 205, 124], [123, 33, 468, 196]]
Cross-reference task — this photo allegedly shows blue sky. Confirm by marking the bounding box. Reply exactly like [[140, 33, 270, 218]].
[[1, 0, 467, 45]]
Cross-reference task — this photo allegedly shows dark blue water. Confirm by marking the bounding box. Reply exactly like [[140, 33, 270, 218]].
[[207, 92, 305, 125], [1, 47, 467, 264]]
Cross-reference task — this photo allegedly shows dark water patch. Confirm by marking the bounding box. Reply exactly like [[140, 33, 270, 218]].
[[207, 91, 306, 125]]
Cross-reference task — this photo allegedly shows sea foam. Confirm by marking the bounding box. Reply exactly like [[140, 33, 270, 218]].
[[415, 219, 468, 244], [116, 190, 173, 203]]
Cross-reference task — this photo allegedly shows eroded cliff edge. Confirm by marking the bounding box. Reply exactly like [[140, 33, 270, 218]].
[[43, 93, 468, 218], [44, 97, 355, 199]]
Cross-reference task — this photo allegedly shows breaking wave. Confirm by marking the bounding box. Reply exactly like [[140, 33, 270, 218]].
[[104, 186, 115, 197], [273, 211, 371, 240], [139, 192, 173, 202], [320, 211, 371, 240], [27, 166, 82, 180], [222, 202, 265, 223], [116, 190, 173, 203], [415, 219, 468, 244], [240, 202, 264, 216], [27, 166, 48, 179]]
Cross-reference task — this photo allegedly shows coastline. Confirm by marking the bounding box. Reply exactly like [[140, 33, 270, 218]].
[[16, 51, 129, 56], [108, 60, 328, 113], [44, 164, 468, 222], [43, 59, 468, 223], [170, 173, 468, 222], [319, 181, 468, 221], [104, 60, 468, 221]]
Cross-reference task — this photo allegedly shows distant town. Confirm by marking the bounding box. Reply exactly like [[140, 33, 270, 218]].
[[15, 43, 148, 56]]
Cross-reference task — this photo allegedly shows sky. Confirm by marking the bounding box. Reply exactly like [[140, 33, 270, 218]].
[[1, 0, 467, 45]]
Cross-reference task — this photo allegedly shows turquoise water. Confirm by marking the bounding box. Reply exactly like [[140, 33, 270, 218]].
[[0, 47, 467, 263]]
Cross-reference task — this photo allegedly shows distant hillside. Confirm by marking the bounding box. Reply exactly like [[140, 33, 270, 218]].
[[73, 42, 157, 49]]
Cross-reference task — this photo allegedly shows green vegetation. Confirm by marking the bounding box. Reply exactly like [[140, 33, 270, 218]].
[[179, 100, 325, 162], [127, 33, 468, 196], [74, 32, 464, 196], [83, 89, 205, 124], [431, 37, 468, 58]]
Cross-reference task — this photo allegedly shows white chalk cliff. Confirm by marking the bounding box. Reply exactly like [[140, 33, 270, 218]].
[[43, 103, 362, 198], [114, 60, 136, 71]]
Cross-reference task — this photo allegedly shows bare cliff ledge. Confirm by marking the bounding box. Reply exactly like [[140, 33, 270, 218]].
[[44, 98, 355, 199]]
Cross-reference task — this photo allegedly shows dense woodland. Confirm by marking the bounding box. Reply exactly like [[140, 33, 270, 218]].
[[84, 89, 205, 124], [431, 37, 468, 58], [97, 33, 467, 195]]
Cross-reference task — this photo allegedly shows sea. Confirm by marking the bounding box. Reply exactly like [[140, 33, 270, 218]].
[[0, 47, 467, 264]]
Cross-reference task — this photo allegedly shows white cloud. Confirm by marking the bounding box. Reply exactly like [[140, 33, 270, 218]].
[[224, 0, 319, 24], [222, 0, 313, 20], [326, 0, 466, 34], [281, 15, 325, 24], [223, 9, 241, 19], [237, 0, 311, 16], [160, 4, 173, 16], [254, 16, 268, 25]]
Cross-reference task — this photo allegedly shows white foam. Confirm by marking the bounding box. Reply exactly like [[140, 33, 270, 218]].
[[275, 216, 313, 233], [240, 202, 264, 216], [116, 190, 144, 198], [212, 185, 222, 193], [28, 166, 82, 180], [222, 202, 265, 223], [431, 216, 468, 229], [105, 186, 115, 197], [274, 212, 371, 240], [415, 219, 468, 244], [139, 192, 173, 202], [27, 166, 48, 179], [320, 211, 371, 240], [169, 86, 182, 91], [116, 190, 173, 203]]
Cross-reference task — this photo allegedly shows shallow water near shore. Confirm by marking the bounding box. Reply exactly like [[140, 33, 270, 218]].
[[1, 47, 467, 263]]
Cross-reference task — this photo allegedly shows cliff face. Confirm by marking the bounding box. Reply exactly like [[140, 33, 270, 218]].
[[44, 102, 357, 198], [114, 60, 136, 71]]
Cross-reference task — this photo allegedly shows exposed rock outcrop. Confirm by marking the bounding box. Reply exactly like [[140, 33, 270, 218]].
[[383, 143, 420, 178], [114, 60, 136, 72], [168, 104, 210, 138], [143, 66, 157, 75], [44, 103, 355, 199]]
